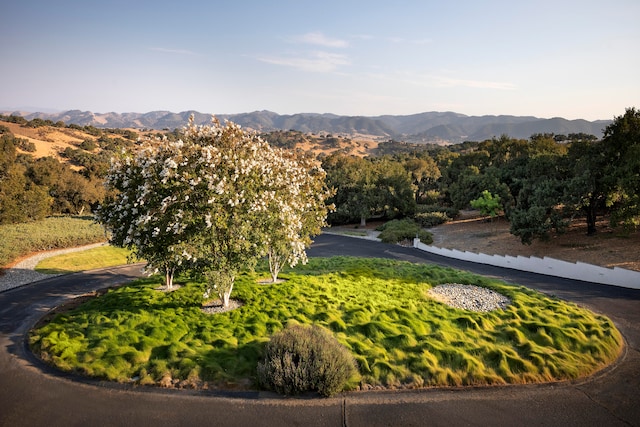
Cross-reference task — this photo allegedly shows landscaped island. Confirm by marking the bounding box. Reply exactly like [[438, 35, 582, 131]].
[[30, 256, 623, 395]]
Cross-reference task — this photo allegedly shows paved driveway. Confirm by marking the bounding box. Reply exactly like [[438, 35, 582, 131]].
[[1, 234, 639, 426]]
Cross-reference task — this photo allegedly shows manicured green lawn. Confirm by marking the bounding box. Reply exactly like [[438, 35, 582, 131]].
[[35, 245, 132, 274], [30, 257, 622, 392]]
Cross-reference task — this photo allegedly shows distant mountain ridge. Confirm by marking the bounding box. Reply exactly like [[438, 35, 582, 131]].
[[2, 109, 611, 144]]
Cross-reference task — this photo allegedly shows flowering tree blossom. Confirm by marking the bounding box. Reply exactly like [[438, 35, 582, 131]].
[[97, 116, 332, 306], [182, 119, 331, 303], [96, 133, 207, 289], [262, 150, 334, 282]]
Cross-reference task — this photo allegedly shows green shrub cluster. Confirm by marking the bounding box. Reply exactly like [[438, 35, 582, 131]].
[[414, 211, 450, 228], [376, 219, 433, 244], [79, 139, 98, 151], [413, 204, 459, 227], [257, 324, 359, 396], [16, 137, 37, 152]]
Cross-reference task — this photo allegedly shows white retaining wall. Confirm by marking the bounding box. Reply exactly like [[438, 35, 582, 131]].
[[413, 239, 640, 290]]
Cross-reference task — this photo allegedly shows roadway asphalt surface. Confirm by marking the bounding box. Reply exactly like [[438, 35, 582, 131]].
[[1, 234, 639, 426]]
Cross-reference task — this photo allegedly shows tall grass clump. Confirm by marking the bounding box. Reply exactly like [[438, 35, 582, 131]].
[[0, 216, 106, 267], [257, 324, 359, 396]]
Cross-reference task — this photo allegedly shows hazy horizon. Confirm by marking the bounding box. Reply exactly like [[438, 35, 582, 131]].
[[0, 106, 616, 122]]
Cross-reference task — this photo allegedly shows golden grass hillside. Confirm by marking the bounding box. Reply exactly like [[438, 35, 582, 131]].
[[6, 121, 381, 165], [4, 122, 147, 166]]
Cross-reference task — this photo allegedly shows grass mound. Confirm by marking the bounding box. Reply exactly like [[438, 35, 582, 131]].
[[29, 257, 623, 392]]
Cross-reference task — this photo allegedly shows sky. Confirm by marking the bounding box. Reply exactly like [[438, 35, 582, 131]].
[[1, 0, 639, 121]]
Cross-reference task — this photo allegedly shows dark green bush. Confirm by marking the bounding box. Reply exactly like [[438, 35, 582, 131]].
[[79, 139, 97, 151], [257, 324, 358, 397], [377, 219, 433, 244], [414, 211, 449, 227], [418, 190, 440, 205], [17, 138, 37, 152]]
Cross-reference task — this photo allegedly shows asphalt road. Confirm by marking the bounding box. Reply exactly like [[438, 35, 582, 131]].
[[1, 234, 639, 426]]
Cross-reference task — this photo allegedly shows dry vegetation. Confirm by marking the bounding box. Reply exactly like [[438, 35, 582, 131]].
[[6, 122, 157, 166], [8, 122, 380, 165], [6, 121, 84, 162], [259, 129, 381, 157]]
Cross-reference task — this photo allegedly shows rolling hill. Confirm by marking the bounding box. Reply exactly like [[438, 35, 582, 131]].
[[2, 109, 611, 144]]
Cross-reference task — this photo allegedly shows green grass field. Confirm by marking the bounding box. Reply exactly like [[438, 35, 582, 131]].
[[35, 245, 132, 274], [0, 216, 106, 268], [29, 256, 623, 392]]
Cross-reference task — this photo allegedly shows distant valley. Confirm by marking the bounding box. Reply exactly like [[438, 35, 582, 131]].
[[2, 109, 612, 144]]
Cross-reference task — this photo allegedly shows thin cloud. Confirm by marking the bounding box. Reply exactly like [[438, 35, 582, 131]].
[[257, 51, 350, 73], [368, 71, 517, 91], [289, 32, 348, 48]]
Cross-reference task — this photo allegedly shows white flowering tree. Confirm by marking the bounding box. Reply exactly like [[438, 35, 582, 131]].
[[262, 150, 334, 282], [182, 120, 331, 304], [96, 136, 203, 289], [97, 116, 332, 307]]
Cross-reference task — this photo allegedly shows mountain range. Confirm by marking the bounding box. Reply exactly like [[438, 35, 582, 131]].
[[2, 109, 612, 144]]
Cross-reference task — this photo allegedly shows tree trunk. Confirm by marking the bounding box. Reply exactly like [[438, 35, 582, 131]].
[[268, 248, 281, 283], [165, 267, 174, 289], [222, 284, 233, 308], [360, 216, 367, 227], [585, 203, 597, 235]]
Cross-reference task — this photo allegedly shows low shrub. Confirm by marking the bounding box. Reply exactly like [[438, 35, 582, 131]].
[[377, 219, 433, 244], [419, 190, 441, 205], [79, 139, 97, 151], [416, 204, 459, 219], [257, 324, 359, 397], [414, 211, 450, 228], [17, 138, 37, 152]]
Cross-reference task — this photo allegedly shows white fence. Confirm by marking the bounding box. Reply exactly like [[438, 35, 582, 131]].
[[413, 239, 640, 290]]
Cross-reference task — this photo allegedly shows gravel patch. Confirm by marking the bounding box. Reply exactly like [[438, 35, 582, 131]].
[[201, 299, 244, 314], [428, 283, 511, 312], [0, 243, 106, 292]]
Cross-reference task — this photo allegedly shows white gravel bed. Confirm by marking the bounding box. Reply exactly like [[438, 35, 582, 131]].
[[0, 243, 106, 292], [201, 299, 244, 314], [427, 283, 511, 312]]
